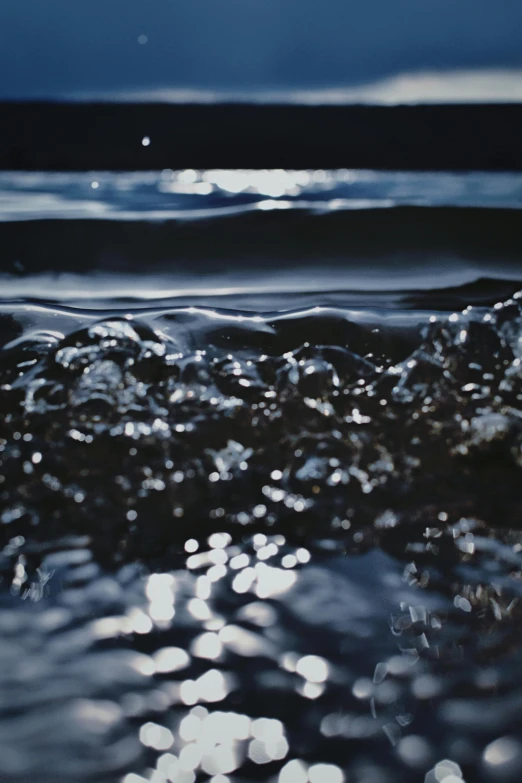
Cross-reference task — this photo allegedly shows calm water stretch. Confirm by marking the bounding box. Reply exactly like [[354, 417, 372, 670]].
[[1, 172, 522, 783]]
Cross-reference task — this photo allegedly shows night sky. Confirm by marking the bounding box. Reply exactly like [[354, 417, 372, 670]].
[[1, 0, 522, 99]]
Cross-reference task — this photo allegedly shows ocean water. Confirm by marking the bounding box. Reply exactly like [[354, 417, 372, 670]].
[[1, 171, 522, 783]]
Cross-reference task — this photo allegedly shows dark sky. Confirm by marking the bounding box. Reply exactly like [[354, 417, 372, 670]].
[[1, 0, 522, 98]]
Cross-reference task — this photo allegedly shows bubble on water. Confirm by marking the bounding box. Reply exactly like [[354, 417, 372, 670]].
[[483, 736, 522, 767], [140, 722, 174, 751], [425, 759, 464, 783], [309, 763, 344, 783], [296, 655, 329, 683], [398, 735, 433, 768], [279, 760, 308, 783], [153, 647, 190, 674]]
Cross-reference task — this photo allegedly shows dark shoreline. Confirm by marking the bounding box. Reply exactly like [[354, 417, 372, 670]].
[[1, 102, 522, 171]]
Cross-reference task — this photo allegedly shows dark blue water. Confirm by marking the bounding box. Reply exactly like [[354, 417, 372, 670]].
[[2, 170, 522, 307], [2, 172, 522, 783]]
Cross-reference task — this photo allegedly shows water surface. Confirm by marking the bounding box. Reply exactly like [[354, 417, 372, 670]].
[[1, 172, 522, 783]]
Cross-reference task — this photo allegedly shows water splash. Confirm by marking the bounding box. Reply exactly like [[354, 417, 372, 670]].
[[1, 296, 522, 780]]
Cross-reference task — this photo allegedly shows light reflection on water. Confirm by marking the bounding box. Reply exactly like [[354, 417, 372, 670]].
[[2, 294, 522, 781], [2, 169, 522, 222], [5, 525, 522, 783]]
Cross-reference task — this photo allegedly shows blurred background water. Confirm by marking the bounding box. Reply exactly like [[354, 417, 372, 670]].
[[0, 169, 521, 311]]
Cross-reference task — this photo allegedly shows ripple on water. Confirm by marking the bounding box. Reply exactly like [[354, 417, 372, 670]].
[[2, 297, 522, 781]]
